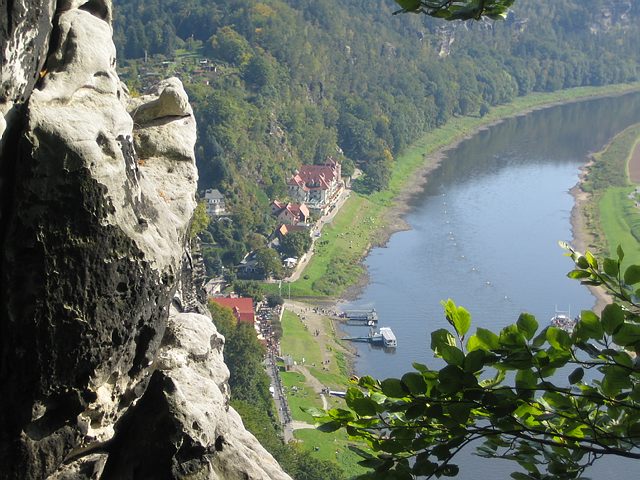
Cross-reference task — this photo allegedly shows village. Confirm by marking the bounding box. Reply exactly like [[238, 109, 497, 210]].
[[202, 157, 349, 286], [200, 157, 356, 441]]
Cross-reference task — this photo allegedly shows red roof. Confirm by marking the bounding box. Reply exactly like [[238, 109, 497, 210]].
[[287, 163, 340, 191], [210, 297, 255, 325]]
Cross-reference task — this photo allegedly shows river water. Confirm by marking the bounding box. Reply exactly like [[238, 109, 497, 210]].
[[341, 92, 640, 478]]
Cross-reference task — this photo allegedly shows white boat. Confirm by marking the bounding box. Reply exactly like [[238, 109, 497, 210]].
[[550, 309, 576, 332], [379, 327, 397, 348]]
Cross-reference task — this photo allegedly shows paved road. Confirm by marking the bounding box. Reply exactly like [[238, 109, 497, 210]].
[[264, 353, 294, 442]]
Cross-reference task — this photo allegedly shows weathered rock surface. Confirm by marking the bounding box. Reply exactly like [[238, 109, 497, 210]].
[[0, 1, 290, 479]]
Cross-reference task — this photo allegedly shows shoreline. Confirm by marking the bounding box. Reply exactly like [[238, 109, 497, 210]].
[[340, 87, 640, 306], [378, 88, 640, 253], [569, 178, 611, 314]]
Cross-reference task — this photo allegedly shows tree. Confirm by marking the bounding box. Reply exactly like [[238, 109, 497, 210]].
[[190, 200, 210, 239], [232, 280, 264, 302], [393, 0, 515, 20], [255, 247, 284, 279], [279, 231, 312, 259], [308, 244, 640, 479]]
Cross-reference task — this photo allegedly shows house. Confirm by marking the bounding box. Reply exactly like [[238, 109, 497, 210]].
[[270, 200, 310, 225], [287, 158, 342, 211], [209, 296, 256, 325], [203, 188, 226, 217], [236, 254, 260, 279], [275, 224, 308, 241]]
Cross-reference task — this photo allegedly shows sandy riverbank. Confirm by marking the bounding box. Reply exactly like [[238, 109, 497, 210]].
[[570, 174, 611, 314]]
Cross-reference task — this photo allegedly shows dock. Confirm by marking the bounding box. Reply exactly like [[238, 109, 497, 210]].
[[340, 308, 378, 324]]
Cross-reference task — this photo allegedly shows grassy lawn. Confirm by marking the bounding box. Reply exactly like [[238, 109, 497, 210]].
[[280, 310, 324, 365], [276, 83, 640, 299], [579, 121, 640, 267], [278, 308, 365, 474], [293, 428, 368, 478], [280, 370, 320, 423], [599, 187, 640, 268]]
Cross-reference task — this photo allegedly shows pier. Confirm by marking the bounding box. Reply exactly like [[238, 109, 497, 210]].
[[340, 308, 378, 324]]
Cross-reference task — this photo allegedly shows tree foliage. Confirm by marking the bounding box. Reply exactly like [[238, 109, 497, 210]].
[[308, 244, 640, 479], [393, 0, 514, 21], [280, 231, 312, 259], [113, 0, 640, 266], [189, 200, 210, 239]]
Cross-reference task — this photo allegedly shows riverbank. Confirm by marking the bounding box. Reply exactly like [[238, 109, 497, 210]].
[[278, 301, 366, 477], [286, 82, 640, 301], [570, 121, 640, 312]]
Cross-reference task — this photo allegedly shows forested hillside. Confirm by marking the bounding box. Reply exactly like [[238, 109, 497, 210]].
[[113, 0, 640, 269]]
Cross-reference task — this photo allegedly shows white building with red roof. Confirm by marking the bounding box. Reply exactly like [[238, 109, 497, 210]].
[[287, 159, 342, 211], [270, 200, 310, 225]]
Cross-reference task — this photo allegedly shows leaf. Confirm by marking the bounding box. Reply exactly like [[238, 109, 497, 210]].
[[402, 372, 428, 395], [617, 245, 625, 262], [327, 408, 355, 421], [345, 387, 364, 406], [439, 464, 460, 477], [412, 456, 438, 476], [464, 349, 486, 373], [515, 368, 537, 392], [351, 397, 378, 417], [302, 407, 326, 418], [317, 420, 342, 432], [467, 327, 500, 351], [576, 255, 589, 269], [431, 328, 457, 355], [567, 269, 591, 279], [358, 376, 379, 390], [585, 251, 598, 269], [442, 299, 472, 337], [440, 344, 465, 366], [454, 305, 472, 337], [405, 403, 426, 419], [624, 264, 640, 285], [574, 310, 603, 341], [358, 457, 387, 469], [568, 367, 584, 384], [612, 322, 640, 347], [516, 313, 538, 340], [603, 257, 619, 276], [546, 326, 572, 350], [601, 303, 624, 335], [601, 365, 632, 396], [438, 365, 464, 394], [499, 324, 527, 348], [381, 378, 407, 398], [447, 403, 471, 423]]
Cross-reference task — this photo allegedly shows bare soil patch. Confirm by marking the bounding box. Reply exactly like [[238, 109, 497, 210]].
[[628, 141, 640, 184]]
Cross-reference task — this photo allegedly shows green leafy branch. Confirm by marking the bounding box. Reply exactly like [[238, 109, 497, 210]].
[[306, 245, 640, 479], [393, 0, 515, 21]]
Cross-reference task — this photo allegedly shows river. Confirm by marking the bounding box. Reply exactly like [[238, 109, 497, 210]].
[[341, 92, 640, 478]]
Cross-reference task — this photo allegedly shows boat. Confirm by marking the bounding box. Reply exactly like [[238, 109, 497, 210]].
[[550, 309, 577, 332], [379, 327, 397, 348], [342, 326, 397, 347]]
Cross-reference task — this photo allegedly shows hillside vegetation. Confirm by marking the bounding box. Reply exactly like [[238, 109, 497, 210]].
[[112, 0, 640, 271]]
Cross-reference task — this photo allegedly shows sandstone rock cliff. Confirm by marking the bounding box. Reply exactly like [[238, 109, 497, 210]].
[[0, 1, 291, 478]]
